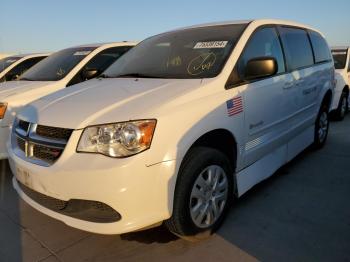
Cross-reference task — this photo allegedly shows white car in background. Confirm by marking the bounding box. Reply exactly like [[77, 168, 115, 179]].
[[8, 19, 334, 239], [331, 47, 350, 120], [0, 42, 136, 159], [0, 53, 49, 82]]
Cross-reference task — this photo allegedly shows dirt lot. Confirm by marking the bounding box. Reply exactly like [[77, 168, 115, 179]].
[[1, 117, 350, 262]]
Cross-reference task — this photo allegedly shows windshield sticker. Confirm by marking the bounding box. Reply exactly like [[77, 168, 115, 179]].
[[56, 68, 66, 77], [73, 51, 92, 56], [332, 51, 347, 55], [167, 56, 182, 67], [194, 41, 228, 49], [187, 52, 216, 76]]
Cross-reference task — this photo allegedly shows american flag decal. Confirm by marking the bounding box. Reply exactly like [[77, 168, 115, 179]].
[[226, 96, 243, 116]]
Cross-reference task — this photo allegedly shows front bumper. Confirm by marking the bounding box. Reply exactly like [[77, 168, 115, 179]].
[[7, 131, 177, 234]]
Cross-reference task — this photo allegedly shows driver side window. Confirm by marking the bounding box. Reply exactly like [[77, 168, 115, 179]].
[[67, 46, 133, 87], [4, 57, 45, 81], [227, 27, 285, 87]]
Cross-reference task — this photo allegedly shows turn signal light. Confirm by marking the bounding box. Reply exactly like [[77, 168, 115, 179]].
[[0, 103, 7, 119]]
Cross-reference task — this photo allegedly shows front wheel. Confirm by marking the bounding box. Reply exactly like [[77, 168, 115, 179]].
[[312, 103, 329, 149], [165, 147, 234, 240]]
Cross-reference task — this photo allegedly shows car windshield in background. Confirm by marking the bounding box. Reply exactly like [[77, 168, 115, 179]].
[[332, 50, 348, 69], [104, 24, 248, 79], [20, 47, 97, 81], [0, 56, 22, 73]]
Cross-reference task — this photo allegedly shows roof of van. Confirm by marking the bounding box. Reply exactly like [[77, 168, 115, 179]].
[[5, 53, 51, 58], [73, 42, 137, 48], [169, 19, 321, 35]]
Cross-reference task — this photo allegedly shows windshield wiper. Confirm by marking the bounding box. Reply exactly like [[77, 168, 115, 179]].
[[114, 73, 164, 79], [98, 74, 109, 78], [19, 77, 34, 81]]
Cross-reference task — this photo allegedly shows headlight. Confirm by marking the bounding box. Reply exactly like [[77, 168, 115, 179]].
[[77, 119, 157, 157], [0, 103, 7, 119]]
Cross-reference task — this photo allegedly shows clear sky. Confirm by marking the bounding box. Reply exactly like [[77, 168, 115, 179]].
[[1, 0, 349, 54]]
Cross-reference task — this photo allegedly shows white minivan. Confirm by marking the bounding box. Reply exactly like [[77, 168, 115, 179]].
[[0, 42, 135, 159], [0, 53, 49, 82], [331, 47, 350, 120], [8, 19, 334, 239]]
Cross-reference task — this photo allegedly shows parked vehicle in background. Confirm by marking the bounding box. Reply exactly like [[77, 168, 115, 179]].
[[331, 47, 350, 120], [0, 53, 49, 82], [8, 19, 334, 239], [0, 42, 136, 159], [0, 53, 14, 59]]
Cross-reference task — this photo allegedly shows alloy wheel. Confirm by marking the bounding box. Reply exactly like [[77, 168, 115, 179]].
[[189, 165, 228, 229]]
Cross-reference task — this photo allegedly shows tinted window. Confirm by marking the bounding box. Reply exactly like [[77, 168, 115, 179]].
[[279, 27, 314, 71], [309, 31, 331, 63], [2, 56, 47, 82], [239, 27, 285, 75], [104, 24, 248, 79], [20, 47, 96, 81], [84, 46, 132, 72], [67, 46, 133, 86], [0, 56, 22, 73], [332, 50, 348, 69]]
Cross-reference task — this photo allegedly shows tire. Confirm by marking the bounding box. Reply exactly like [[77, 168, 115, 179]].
[[165, 147, 234, 240], [312, 102, 330, 149], [334, 92, 348, 121]]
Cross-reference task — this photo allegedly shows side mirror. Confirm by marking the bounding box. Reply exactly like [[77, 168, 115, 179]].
[[244, 57, 278, 80], [81, 68, 99, 80]]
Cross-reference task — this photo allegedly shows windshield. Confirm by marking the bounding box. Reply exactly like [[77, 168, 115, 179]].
[[0, 56, 22, 73], [104, 24, 248, 79], [332, 50, 348, 69], [20, 47, 97, 81]]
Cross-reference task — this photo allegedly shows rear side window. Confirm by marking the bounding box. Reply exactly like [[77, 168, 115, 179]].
[[332, 50, 348, 69], [309, 31, 332, 63], [279, 27, 314, 71]]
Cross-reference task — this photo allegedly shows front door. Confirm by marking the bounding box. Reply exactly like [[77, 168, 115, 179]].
[[234, 26, 291, 167]]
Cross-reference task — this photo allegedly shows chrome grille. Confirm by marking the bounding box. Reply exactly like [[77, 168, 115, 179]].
[[12, 119, 73, 166], [18, 120, 30, 133], [36, 125, 73, 141], [16, 137, 25, 152], [33, 144, 63, 164]]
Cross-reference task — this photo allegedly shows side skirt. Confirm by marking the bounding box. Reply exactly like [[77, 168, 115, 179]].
[[236, 125, 314, 197]]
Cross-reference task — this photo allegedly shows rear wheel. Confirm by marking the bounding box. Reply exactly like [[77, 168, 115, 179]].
[[165, 147, 234, 240], [334, 92, 348, 121], [312, 103, 329, 149]]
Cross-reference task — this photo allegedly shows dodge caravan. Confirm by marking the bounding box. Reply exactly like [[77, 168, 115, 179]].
[[331, 47, 350, 120], [8, 20, 334, 239], [0, 42, 135, 159]]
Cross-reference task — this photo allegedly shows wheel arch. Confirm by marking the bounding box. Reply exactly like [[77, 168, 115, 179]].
[[187, 128, 238, 171], [343, 85, 349, 96]]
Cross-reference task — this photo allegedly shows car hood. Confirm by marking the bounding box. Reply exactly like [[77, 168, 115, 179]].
[[0, 81, 53, 100], [18, 78, 206, 129]]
